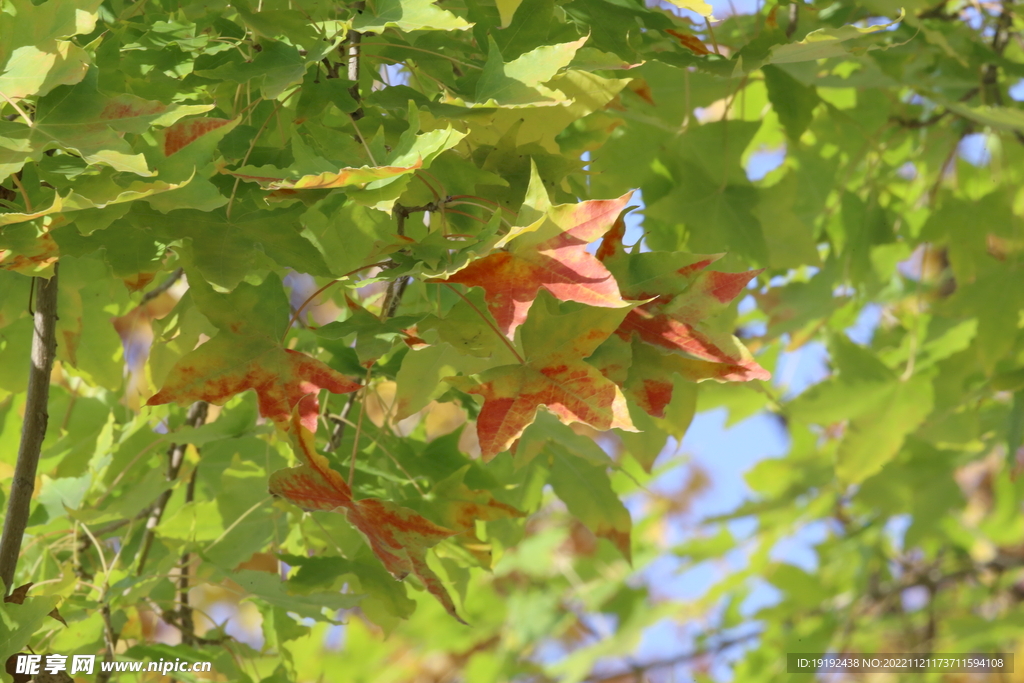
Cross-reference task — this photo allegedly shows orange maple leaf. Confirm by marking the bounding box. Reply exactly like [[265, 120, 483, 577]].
[[269, 414, 468, 623], [147, 272, 359, 432], [446, 292, 636, 460], [431, 166, 632, 337]]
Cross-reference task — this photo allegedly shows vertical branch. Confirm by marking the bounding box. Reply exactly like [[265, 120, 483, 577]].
[[348, 1, 365, 121], [328, 392, 359, 452], [786, 1, 799, 38], [135, 401, 209, 575], [0, 267, 59, 596], [178, 467, 199, 645]]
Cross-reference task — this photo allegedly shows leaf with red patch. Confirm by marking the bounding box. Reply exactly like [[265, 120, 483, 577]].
[[0, 73, 213, 181], [147, 271, 359, 432], [420, 466, 525, 566], [0, 225, 59, 276], [226, 161, 423, 190], [431, 163, 632, 337], [269, 413, 467, 623], [665, 29, 712, 55], [598, 212, 769, 385], [160, 117, 236, 157], [446, 291, 636, 460], [590, 334, 746, 418]]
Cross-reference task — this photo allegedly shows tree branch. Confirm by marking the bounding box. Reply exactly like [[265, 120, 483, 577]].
[[328, 392, 360, 453], [0, 267, 59, 595], [348, 2, 365, 121], [139, 267, 184, 307], [178, 466, 200, 645], [585, 631, 762, 683]]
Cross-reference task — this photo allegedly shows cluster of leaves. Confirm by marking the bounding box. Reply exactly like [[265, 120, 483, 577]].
[[2, 0, 1024, 678]]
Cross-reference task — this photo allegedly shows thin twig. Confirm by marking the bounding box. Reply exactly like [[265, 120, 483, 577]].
[[349, 112, 377, 165], [0, 268, 58, 595], [282, 260, 390, 343], [333, 412, 425, 496], [348, 365, 374, 486], [139, 268, 185, 306], [178, 465, 199, 645], [348, 2, 365, 121], [585, 631, 762, 683], [226, 99, 276, 219], [328, 392, 360, 452], [705, 18, 721, 54], [136, 402, 209, 575]]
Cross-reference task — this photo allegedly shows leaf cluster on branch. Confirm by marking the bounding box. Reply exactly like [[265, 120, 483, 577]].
[[2, 0, 1024, 678]]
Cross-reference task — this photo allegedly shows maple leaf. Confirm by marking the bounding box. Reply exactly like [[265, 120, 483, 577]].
[[431, 163, 631, 337], [446, 292, 636, 460], [147, 271, 359, 432], [269, 413, 467, 623], [597, 212, 770, 392]]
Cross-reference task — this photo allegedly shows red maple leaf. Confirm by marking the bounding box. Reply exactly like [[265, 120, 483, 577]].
[[592, 213, 769, 415], [431, 191, 633, 337]]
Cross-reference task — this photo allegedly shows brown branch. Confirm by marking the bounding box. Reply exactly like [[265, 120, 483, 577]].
[[95, 604, 118, 683], [786, 1, 799, 38], [139, 267, 184, 307], [328, 392, 360, 452], [135, 401, 209, 575], [378, 200, 442, 319], [348, 2, 365, 121], [0, 267, 59, 596], [177, 464, 200, 645], [585, 631, 762, 683]]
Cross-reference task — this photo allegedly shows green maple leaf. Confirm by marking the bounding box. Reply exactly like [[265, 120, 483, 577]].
[[0, 0, 102, 101], [128, 201, 332, 291], [353, 0, 472, 34]]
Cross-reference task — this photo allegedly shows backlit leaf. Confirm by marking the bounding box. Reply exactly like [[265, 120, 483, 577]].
[[446, 292, 636, 459]]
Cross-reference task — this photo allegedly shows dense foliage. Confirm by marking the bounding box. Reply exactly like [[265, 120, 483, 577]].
[[2, 0, 1024, 679]]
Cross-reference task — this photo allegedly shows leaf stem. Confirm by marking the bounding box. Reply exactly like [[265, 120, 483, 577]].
[[226, 99, 277, 219], [9, 173, 32, 212], [705, 18, 721, 55], [446, 200, 513, 228], [0, 91, 33, 127], [416, 172, 442, 202], [349, 112, 377, 165], [443, 283, 525, 364], [282, 260, 390, 343], [444, 208, 490, 225]]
